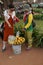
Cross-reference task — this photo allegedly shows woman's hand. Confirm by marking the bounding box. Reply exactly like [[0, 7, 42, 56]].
[[8, 24, 12, 28], [22, 28, 26, 32]]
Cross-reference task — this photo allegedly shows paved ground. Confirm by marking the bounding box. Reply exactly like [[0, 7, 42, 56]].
[[0, 39, 43, 65]]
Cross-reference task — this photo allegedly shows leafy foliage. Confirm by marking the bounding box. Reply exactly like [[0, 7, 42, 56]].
[[14, 20, 25, 37], [33, 14, 43, 20], [33, 8, 43, 13], [32, 28, 43, 48]]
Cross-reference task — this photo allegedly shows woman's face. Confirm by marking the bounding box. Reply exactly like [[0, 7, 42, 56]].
[[9, 8, 14, 12]]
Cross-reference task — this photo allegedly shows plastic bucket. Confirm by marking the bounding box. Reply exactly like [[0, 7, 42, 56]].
[[12, 45, 21, 54]]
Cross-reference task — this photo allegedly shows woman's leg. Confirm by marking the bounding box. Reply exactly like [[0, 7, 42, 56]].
[[2, 31, 8, 51], [2, 41, 7, 51], [26, 31, 33, 49], [25, 31, 28, 47]]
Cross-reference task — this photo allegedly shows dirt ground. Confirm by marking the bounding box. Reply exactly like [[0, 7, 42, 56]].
[[0, 39, 43, 65]]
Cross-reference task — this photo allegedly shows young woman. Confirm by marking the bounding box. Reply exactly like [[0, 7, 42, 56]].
[[2, 4, 19, 52], [23, 8, 33, 50]]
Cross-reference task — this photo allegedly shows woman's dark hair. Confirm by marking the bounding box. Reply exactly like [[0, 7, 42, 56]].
[[31, 9, 34, 14], [8, 4, 14, 9]]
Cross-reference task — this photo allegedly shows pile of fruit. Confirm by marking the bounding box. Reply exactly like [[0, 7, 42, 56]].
[[8, 36, 25, 45], [14, 36, 25, 45]]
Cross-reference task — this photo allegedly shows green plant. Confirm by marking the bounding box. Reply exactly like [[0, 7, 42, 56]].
[[32, 28, 43, 48], [16, 13, 23, 19], [33, 14, 43, 20], [14, 20, 25, 37], [33, 8, 43, 13]]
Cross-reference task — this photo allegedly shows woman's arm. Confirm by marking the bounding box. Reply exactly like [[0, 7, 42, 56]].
[[25, 14, 33, 29], [5, 16, 12, 28], [12, 11, 20, 23], [4, 10, 12, 28], [13, 16, 20, 22]]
